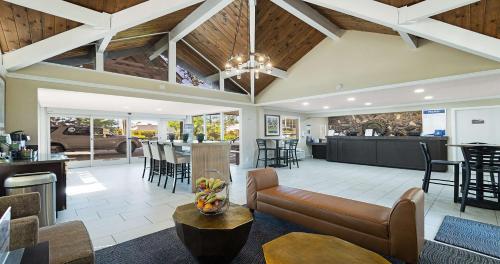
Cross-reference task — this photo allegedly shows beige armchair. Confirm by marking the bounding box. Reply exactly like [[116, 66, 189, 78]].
[[0, 193, 94, 264]]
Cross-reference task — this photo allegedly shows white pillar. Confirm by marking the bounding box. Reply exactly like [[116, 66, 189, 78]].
[[220, 113, 224, 141], [168, 40, 176, 84], [219, 72, 225, 91]]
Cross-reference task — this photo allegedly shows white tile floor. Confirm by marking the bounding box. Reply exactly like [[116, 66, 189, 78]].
[[58, 159, 500, 250]]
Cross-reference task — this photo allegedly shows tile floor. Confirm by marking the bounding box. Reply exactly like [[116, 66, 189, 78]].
[[57, 159, 500, 250]]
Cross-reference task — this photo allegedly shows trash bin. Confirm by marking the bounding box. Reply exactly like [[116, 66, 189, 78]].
[[4, 172, 57, 227]]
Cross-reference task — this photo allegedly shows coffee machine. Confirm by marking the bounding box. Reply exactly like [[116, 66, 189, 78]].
[[9, 131, 32, 160]]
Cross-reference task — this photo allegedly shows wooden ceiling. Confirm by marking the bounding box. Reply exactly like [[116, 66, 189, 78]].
[[0, 0, 499, 95]]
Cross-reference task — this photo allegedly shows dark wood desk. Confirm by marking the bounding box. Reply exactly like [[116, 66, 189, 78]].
[[326, 136, 448, 171], [0, 154, 69, 211], [310, 143, 327, 159]]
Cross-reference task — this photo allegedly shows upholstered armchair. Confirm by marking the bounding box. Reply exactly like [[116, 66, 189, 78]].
[[0, 193, 95, 264]]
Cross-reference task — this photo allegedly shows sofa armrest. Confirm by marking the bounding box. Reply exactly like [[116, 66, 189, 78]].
[[388, 188, 424, 264], [9, 216, 39, 251], [246, 168, 279, 210], [0, 193, 40, 219]]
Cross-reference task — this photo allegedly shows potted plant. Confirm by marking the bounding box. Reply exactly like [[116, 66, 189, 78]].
[[197, 133, 205, 143], [182, 133, 189, 143], [168, 133, 175, 142]]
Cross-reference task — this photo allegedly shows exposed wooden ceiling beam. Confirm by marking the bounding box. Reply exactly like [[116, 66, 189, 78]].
[[270, 0, 343, 40], [149, 0, 234, 60], [303, 0, 500, 62], [3, 0, 203, 71], [398, 0, 480, 24], [3, 0, 111, 28], [397, 31, 418, 49]]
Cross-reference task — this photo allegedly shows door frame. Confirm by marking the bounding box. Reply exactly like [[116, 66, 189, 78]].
[[450, 104, 500, 161], [45, 108, 186, 167]]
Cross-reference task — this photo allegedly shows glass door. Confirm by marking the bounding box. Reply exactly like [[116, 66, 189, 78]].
[[92, 117, 129, 165], [49, 115, 91, 168], [130, 119, 159, 162]]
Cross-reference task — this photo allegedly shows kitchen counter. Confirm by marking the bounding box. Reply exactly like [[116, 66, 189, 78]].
[[326, 136, 448, 171], [0, 153, 69, 211]]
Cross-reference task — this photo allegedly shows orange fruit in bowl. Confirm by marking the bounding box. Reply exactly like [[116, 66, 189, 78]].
[[197, 200, 204, 209], [203, 203, 213, 212]]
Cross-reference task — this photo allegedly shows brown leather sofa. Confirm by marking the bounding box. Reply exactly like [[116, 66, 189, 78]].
[[0, 193, 94, 264], [247, 168, 424, 264]]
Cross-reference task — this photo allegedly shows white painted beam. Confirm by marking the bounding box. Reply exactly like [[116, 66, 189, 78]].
[[3, 0, 203, 71], [303, 0, 500, 62], [249, 0, 256, 103], [398, 0, 479, 24], [149, 35, 170, 61], [4, 25, 109, 71], [266, 67, 288, 79], [149, 0, 233, 60], [219, 72, 225, 91], [0, 52, 6, 78], [111, 0, 204, 32], [398, 31, 418, 49], [168, 41, 177, 83], [95, 51, 104, 72], [270, 0, 343, 40], [96, 35, 114, 53], [4, 0, 111, 28], [170, 0, 234, 42]]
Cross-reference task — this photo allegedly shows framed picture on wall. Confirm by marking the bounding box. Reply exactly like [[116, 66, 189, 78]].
[[265, 115, 280, 136]]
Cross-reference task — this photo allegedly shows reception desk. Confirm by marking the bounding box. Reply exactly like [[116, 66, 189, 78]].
[[326, 136, 448, 172]]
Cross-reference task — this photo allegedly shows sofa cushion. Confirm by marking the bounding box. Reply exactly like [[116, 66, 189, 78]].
[[39, 220, 94, 264], [257, 186, 391, 238]]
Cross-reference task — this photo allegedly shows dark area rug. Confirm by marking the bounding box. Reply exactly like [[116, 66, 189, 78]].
[[96, 212, 499, 264], [435, 215, 500, 259]]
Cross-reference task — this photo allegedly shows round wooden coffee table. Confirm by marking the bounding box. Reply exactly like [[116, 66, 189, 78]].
[[263, 232, 390, 264], [173, 203, 253, 264]]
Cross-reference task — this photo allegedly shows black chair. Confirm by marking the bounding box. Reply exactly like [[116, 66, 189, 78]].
[[419, 142, 461, 202], [256, 139, 275, 168], [282, 139, 299, 169], [460, 145, 500, 212]]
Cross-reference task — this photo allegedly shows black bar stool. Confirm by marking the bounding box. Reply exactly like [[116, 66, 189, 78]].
[[282, 139, 299, 169], [256, 139, 275, 168], [419, 142, 461, 202], [460, 145, 500, 212]]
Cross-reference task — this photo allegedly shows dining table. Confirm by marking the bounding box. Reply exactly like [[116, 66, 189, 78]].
[[447, 143, 500, 210]]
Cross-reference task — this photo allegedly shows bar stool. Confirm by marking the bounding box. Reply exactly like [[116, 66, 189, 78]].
[[256, 139, 275, 168], [419, 142, 461, 202], [163, 143, 191, 193], [460, 145, 500, 212], [141, 140, 152, 179], [282, 139, 299, 169], [149, 141, 166, 186]]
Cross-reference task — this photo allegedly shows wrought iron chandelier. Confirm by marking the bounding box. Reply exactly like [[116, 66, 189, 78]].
[[224, 0, 272, 80]]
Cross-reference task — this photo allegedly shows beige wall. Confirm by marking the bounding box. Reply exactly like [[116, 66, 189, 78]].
[[257, 31, 500, 104]]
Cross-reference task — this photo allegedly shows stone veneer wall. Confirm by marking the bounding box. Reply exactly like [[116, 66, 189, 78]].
[[328, 111, 422, 136]]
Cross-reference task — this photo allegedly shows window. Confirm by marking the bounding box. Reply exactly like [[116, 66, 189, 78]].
[[205, 114, 221, 141], [282, 117, 299, 139], [192, 116, 204, 136], [224, 112, 239, 141], [167, 121, 183, 140]]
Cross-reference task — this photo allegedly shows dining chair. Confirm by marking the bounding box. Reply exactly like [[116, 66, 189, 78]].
[[460, 145, 500, 212], [419, 142, 461, 202], [256, 139, 274, 168], [141, 140, 152, 179], [163, 143, 191, 193], [149, 141, 165, 186]]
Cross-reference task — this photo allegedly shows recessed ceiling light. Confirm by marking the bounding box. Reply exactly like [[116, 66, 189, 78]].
[[156, 108, 163, 111], [424, 96, 433, 100], [302, 102, 309, 106], [347, 97, 356, 102], [323, 106, 329, 109], [364, 102, 372, 106], [414, 89, 425, 93]]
